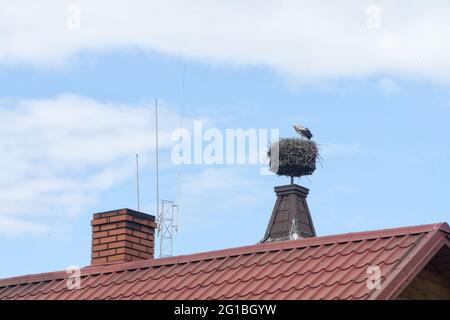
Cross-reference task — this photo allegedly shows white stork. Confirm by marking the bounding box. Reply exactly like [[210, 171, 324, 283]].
[[293, 124, 313, 140]]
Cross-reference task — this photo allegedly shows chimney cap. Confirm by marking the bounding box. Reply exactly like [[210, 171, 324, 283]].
[[92, 208, 155, 221]]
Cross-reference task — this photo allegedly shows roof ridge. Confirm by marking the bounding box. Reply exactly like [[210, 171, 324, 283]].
[[0, 222, 446, 288]]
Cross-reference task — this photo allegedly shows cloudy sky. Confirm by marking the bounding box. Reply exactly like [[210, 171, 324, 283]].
[[1, 1, 450, 278]]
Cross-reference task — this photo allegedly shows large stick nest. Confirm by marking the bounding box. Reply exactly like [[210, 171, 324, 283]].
[[267, 138, 319, 178]]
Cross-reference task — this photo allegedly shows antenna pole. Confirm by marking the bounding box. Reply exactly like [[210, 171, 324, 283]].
[[155, 99, 160, 220], [176, 64, 186, 229], [136, 154, 140, 211]]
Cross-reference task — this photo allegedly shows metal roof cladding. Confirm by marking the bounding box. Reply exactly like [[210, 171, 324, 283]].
[[0, 222, 449, 300]]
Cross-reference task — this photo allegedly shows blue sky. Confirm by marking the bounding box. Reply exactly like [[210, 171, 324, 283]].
[[1, 1, 450, 278]]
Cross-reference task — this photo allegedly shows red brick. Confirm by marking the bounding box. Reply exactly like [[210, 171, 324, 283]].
[[139, 225, 155, 235], [130, 255, 143, 262], [92, 230, 108, 239], [138, 251, 153, 259], [137, 216, 156, 227], [146, 247, 154, 254], [108, 228, 132, 236], [132, 216, 152, 225], [97, 249, 117, 258], [123, 222, 141, 232], [99, 223, 123, 231], [108, 214, 125, 223], [139, 238, 153, 247], [93, 211, 119, 219], [107, 254, 130, 263], [116, 247, 140, 257], [91, 217, 109, 226], [124, 234, 143, 244], [130, 242, 148, 252], [140, 220, 157, 229], [92, 244, 108, 252], [132, 230, 149, 239], [107, 241, 128, 249], [91, 257, 108, 265], [99, 235, 118, 244]]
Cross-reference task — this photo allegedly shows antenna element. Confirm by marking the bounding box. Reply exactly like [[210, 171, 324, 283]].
[[136, 154, 140, 211], [155, 99, 160, 221]]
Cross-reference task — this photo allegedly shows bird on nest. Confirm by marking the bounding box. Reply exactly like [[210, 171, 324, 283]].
[[293, 124, 313, 140]]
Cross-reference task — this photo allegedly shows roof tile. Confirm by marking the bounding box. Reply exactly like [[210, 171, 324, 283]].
[[0, 223, 448, 300]]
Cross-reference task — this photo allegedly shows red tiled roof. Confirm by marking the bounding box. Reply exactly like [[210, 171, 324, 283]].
[[0, 222, 449, 300]]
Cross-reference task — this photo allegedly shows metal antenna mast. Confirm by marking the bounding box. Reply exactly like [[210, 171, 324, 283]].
[[155, 65, 186, 258], [156, 65, 186, 258], [158, 200, 179, 258], [155, 99, 178, 258]]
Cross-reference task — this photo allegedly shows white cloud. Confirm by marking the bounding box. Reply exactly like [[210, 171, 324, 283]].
[[0, 94, 191, 236], [0, 216, 49, 237], [2, 1, 450, 83], [377, 77, 400, 95]]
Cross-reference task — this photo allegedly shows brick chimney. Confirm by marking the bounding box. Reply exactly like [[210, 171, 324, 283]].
[[91, 209, 157, 265], [262, 184, 316, 243]]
